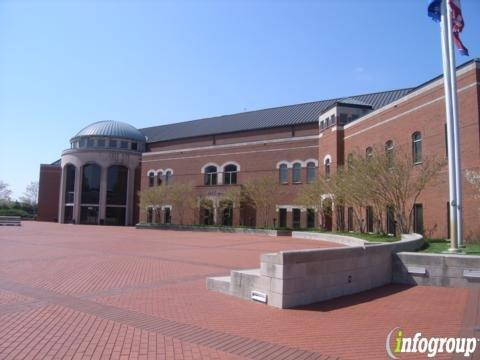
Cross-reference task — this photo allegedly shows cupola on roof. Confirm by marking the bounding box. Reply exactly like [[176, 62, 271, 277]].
[[73, 120, 145, 142]]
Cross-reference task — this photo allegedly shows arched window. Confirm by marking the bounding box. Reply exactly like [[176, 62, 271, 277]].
[[366, 147, 373, 161], [325, 158, 331, 179], [412, 132, 422, 164], [204, 165, 217, 185], [106, 165, 128, 225], [107, 166, 128, 205], [307, 162, 316, 183], [292, 162, 302, 183], [279, 163, 288, 184], [164, 170, 172, 185], [81, 164, 101, 204], [224, 164, 238, 185], [148, 172, 155, 187], [385, 140, 394, 168], [80, 163, 101, 224]]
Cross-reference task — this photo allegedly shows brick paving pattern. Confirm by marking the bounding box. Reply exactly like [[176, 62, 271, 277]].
[[0, 222, 478, 359]]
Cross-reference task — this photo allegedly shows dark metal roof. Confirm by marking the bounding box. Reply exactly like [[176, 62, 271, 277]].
[[140, 88, 412, 143], [73, 120, 146, 142]]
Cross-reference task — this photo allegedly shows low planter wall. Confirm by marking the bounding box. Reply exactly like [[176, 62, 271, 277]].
[[392, 252, 480, 288], [291, 231, 367, 247], [136, 223, 292, 237], [260, 234, 423, 308]]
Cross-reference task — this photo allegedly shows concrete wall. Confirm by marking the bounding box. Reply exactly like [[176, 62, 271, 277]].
[[392, 252, 480, 288], [208, 233, 424, 309]]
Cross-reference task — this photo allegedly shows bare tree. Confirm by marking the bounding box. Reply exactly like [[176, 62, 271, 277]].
[[20, 181, 39, 206], [167, 183, 196, 225], [242, 176, 283, 228], [0, 181, 12, 203], [346, 148, 446, 234], [138, 186, 167, 223]]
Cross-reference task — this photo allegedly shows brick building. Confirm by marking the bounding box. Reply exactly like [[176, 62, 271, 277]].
[[38, 59, 480, 240]]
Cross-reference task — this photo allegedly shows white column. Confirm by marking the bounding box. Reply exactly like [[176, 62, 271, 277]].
[[125, 167, 136, 226], [99, 166, 108, 224], [58, 166, 66, 223], [73, 165, 82, 224]]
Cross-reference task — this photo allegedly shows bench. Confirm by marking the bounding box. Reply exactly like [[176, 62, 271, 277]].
[[0, 216, 22, 226]]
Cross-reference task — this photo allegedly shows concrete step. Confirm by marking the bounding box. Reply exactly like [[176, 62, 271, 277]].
[[230, 268, 268, 300], [206, 276, 231, 295]]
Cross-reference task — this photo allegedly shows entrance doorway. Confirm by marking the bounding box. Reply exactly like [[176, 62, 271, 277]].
[[200, 200, 214, 225]]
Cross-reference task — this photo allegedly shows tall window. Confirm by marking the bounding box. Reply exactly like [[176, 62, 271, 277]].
[[81, 164, 101, 204], [224, 164, 238, 185], [157, 172, 162, 186], [164, 170, 172, 185], [279, 164, 288, 184], [292, 162, 302, 183], [307, 162, 316, 183], [107, 166, 128, 205], [366, 147, 373, 161], [204, 165, 218, 185], [385, 140, 394, 169], [412, 132, 422, 164], [148, 172, 155, 187], [325, 158, 331, 179], [106, 165, 128, 226], [413, 203, 424, 234]]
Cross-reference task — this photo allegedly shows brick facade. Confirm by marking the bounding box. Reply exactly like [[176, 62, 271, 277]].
[[38, 60, 480, 240]]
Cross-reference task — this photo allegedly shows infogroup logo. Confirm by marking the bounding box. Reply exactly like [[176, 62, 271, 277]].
[[385, 327, 479, 358]]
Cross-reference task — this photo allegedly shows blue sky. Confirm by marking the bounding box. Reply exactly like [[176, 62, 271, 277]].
[[0, 0, 479, 199]]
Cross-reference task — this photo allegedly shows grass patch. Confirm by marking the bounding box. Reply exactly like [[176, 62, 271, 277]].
[[420, 239, 480, 255]]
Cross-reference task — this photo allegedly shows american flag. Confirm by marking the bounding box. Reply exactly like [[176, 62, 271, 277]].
[[428, 0, 469, 56]]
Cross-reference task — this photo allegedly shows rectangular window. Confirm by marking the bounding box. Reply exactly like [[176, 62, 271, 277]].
[[109, 139, 117, 148], [87, 138, 95, 147], [79, 139, 86, 148], [347, 207, 354, 231], [307, 208, 315, 228], [97, 139, 106, 147], [120, 141, 128, 149], [292, 208, 301, 229], [386, 206, 396, 235], [413, 204, 424, 234], [131, 142, 137, 150], [279, 208, 287, 228], [366, 206, 374, 233], [336, 205, 345, 231], [164, 208, 171, 224]]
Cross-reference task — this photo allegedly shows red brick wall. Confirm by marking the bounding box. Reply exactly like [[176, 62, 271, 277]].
[[341, 64, 480, 240], [37, 165, 61, 222]]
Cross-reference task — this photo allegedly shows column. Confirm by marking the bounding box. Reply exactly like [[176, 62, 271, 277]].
[[99, 166, 108, 224], [72, 165, 82, 224], [58, 166, 66, 223], [125, 167, 135, 226]]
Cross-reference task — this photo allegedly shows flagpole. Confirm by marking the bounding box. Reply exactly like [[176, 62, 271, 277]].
[[440, 0, 460, 253], [445, 0, 465, 248]]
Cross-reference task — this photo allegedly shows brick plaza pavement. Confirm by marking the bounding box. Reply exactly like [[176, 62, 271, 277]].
[[0, 222, 478, 359]]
